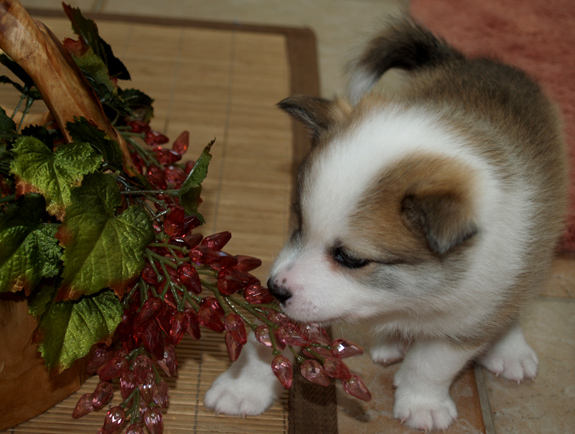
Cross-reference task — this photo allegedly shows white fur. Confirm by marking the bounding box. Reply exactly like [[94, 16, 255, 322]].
[[347, 67, 378, 104], [393, 340, 484, 431], [479, 325, 538, 382], [273, 106, 533, 335], [204, 333, 287, 416]]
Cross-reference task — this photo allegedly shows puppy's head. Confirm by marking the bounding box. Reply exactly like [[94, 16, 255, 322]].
[[268, 95, 480, 325]]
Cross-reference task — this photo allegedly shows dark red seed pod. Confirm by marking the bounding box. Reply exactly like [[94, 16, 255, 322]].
[[146, 165, 167, 189], [244, 284, 275, 304], [128, 120, 150, 133], [271, 354, 293, 389], [186, 309, 201, 340], [169, 311, 189, 345], [97, 356, 128, 382], [145, 130, 169, 146], [153, 147, 181, 165], [178, 263, 202, 294], [142, 322, 165, 360], [163, 206, 186, 237], [224, 313, 247, 345], [157, 345, 178, 377], [172, 130, 189, 155], [134, 298, 163, 330], [72, 393, 95, 419], [323, 357, 352, 380], [165, 165, 187, 189], [234, 255, 262, 272], [217, 269, 244, 296], [200, 231, 232, 251], [198, 297, 225, 333], [91, 381, 114, 410]]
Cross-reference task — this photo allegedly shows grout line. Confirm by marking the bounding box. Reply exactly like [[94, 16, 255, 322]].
[[474, 364, 496, 434], [210, 31, 237, 234]]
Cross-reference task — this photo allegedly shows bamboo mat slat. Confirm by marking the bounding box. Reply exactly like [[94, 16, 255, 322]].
[[0, 13, 321, 434]]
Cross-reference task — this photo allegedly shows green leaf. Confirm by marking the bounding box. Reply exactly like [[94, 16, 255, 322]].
[[28, 281, 58, 319], [71, 47, 118, 104], [0, 106, 17, 142], [63, 4, 130, 80], [119, 88, 154, 123], [66, 117, 124, 170], [58, 173, 154, 299], [0, 75, 25, 94], [36, 289, 123, 372], [20, 124, 61, 148], [179, 139, 215, 223], [10, 136, 103, 219], [0, 194, 62, 293]]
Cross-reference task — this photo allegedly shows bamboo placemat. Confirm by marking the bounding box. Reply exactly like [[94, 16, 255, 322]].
[[0, 11, 329, 434]]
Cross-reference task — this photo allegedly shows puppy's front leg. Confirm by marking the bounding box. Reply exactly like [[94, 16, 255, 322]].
[[393, 340, 484, 432], [204, 333, 287, 416]]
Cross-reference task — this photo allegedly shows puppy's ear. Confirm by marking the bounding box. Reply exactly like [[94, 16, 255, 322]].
[[277, 96, 350, 138], [401, 192, 478, 255]]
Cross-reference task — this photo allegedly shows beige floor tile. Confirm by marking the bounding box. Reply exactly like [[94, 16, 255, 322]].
[[543, 254, 575, 298], [485, 298, 575, 434]]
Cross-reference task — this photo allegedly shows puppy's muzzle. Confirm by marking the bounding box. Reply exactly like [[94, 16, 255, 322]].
[[267, 278, 292, 303]]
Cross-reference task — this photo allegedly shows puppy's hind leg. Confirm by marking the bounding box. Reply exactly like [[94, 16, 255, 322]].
[[478, 325, 538, 382], [204, 333, 286, 416], [393, 340, 484, 432]]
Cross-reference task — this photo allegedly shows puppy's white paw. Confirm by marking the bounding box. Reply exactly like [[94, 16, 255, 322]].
[[479, 326, 538, 382], [480, 343, 538, 382], [204, 369, 279, 416], [370, 339, 408, 365], [393, 392, 457, 432]]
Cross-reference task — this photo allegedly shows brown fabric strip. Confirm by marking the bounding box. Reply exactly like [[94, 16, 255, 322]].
[[26, 9, 334, 434]]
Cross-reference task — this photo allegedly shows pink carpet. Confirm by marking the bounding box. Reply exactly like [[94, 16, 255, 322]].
[[411, 0, 575, 252]]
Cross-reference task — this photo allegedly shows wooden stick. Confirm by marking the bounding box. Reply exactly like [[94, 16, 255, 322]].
[[0, 0, 137, 174]]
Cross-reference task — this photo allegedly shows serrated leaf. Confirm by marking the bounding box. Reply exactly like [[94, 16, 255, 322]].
[[10, 136, 102, 219], [37, 289, 123, 372], [20, 124, 61, 148], [58, 173, 154, 300], [179, 139, 215, 223], [119, 88, 154, 123], [66, 117, 124, 171], [28, 281, 58, 319], [63, 4, 130, 80], [71, 46, 118, 104], [0, 194, 62, 293], [0, 106, 17, 145], [0, 75, 25, 94]]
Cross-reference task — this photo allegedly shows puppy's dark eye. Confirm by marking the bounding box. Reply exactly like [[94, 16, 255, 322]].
[[332, 246, 370, 269]]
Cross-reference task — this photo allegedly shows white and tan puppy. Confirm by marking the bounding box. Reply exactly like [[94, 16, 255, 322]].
[[205, 17, 567, 431]]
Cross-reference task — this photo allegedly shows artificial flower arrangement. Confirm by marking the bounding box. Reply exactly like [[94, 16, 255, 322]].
[[0, 2, 370, 433]]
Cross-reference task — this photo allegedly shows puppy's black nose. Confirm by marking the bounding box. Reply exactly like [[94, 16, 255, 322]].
[[267, 278, 292, 303]]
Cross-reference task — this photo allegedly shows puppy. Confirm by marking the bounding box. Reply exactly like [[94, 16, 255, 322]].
[[205, 17, 567, 431]]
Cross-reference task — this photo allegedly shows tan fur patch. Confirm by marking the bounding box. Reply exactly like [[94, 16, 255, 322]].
[[347, 153, 479, 262]]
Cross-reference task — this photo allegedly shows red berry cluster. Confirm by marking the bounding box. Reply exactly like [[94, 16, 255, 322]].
[[72, 126, 370, 433]]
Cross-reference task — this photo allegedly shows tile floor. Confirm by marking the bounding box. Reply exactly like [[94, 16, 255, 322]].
[[16, 1, 575, 433]]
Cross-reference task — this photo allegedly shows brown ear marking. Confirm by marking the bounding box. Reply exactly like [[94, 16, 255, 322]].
[[277, 95, 351, 139], [401, 192, 478, 255]]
